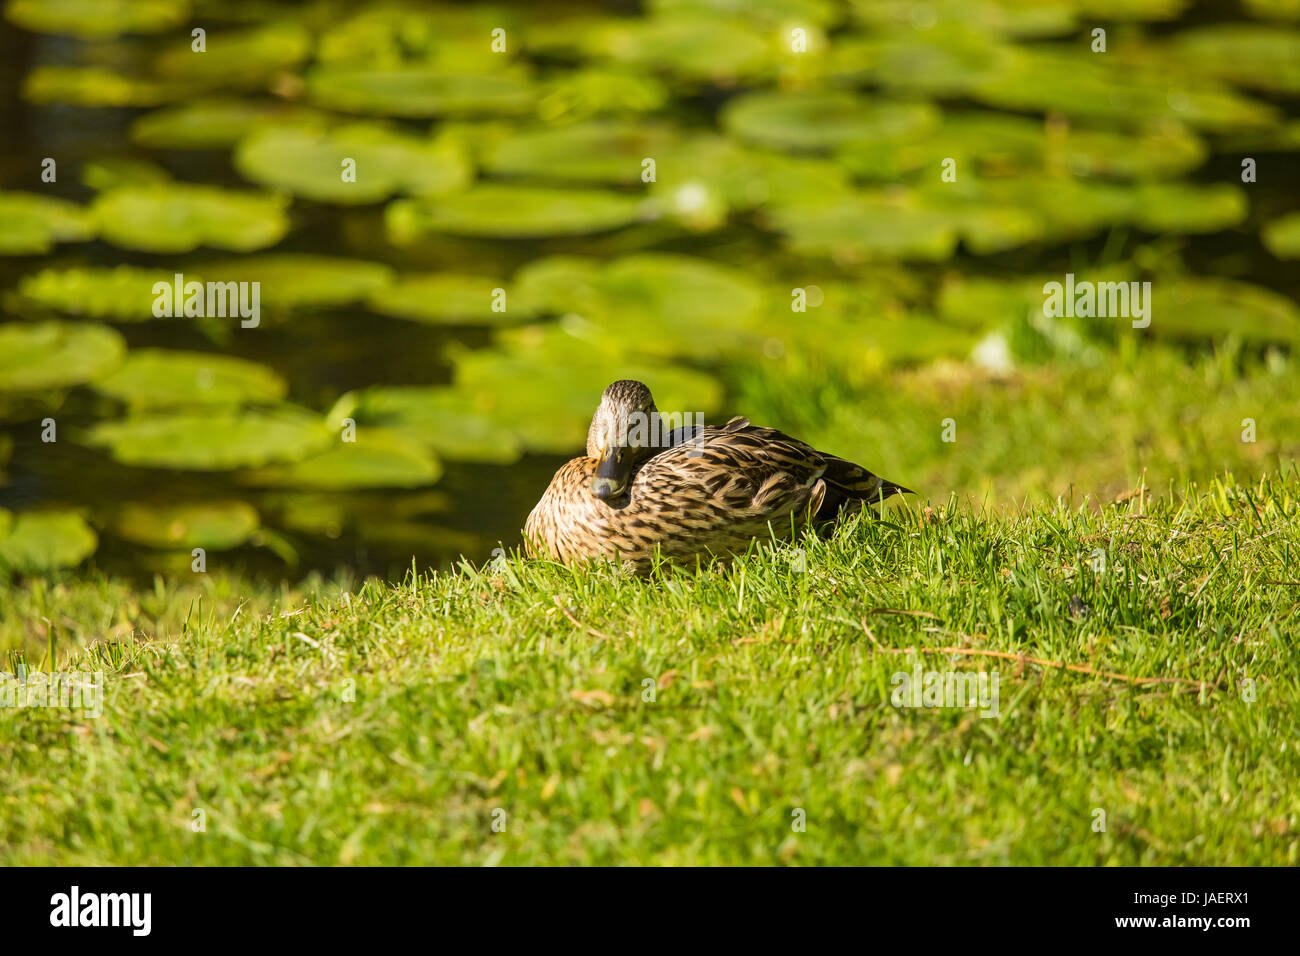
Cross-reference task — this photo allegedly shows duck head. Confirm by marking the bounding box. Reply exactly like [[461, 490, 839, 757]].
[[586, 379, 658, 501]]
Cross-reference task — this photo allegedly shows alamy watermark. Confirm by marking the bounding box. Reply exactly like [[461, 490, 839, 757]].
[[152, 273, 260, 327], [891, 664, 1000, 718], [1043, 273, 1151, 329], [1, 670, 103, 718]]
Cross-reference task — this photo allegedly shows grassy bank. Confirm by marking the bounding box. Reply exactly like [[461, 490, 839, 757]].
[[2, 469, 1297, 865]]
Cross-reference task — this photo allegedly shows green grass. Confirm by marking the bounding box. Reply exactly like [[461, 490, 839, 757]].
[[2, 469, 1298, 864]]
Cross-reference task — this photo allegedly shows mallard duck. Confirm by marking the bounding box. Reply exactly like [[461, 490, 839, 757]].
[[524, 380, 911, 572]]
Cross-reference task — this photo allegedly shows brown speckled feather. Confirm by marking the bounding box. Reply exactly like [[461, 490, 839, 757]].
[[525, 412, 909, 573]]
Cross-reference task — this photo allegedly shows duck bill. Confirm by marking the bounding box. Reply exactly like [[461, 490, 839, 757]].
[[591, 447, 631, 500]]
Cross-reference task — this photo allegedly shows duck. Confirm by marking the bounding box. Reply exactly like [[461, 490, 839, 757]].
[[524, 380, 911, 573]]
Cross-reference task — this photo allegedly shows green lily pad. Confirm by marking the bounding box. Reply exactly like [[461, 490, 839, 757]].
[[0, 322, 125, 390], [973, 46, 1277, 132], [81, 157, 172, 191], [652, 0, 841, 26], [84, 407, 332, 470], [240, 428, 443, 490], [1263, 213, 1300, 259], [306, 67, 535, 117], [827, 27, 1016, 95], [387, 184, 649, 239], [131, 100, 332, 149], [848, 0, 1079, 37], [110, 500, 259, 550], [587, 15, 772, 81], [154, 23, 311, 86], [723, 91, 938, 152], [23, 67, 178, 108], [1131, 184, 1248, 234], [0, 191, 96, 255], [767, 194, 959, 261], [5, 0, 189, 37], [1169, 25, 1300, 95], [484, 121, 681, 185], [14, 266, 202, 321], [235, 124, 471, 204], [1151, 278, 1300, 344], [537, 69, 669, 122], [199, 254, 394, 309], [92, 185, 289, 253], [94, 349, 286, 407], [450, 331, 725, 452], [342, 387, 524, 464], [367, 274, 529, 325], [0, 510, 97, 572]]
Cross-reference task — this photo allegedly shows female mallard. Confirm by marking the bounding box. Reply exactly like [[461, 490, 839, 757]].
[[524, 380, 911, 572]]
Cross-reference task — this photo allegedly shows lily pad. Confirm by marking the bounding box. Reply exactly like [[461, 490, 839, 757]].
[[131, 100, 332, 149], [387, 184, 649, 239], [723, 91, 938, 152], [450, 331, 726, 452], [306, 67, 536, 117], [587, 15, 772, 81], [484, 121, 681, 185], [367, 274, 529, 325], [341, 387, 524, 463], [1169, 25, 1300, 94], [110, 500, 259, 550], [5, 0, 189, 38], [0, 191, 96, 255], [240, 428, 443, 490], [0, 510, 97, 572], [1263, 213, 1300, 259], [84, 407, 332, 470], [199, 254, 394, 309], [1131, 183, 1248, 234], [767, 194, 959, 261], [0, 322, 125, 390], [23, 67, 178, 107], [92, 185, 289, 253], [94, 349, 287, 407], [154, 23, 311, 86], [14, 266, 201, 321], [972, 46, 1277, 132], [235, 124, 471, 203], [1151, 278, 1300, 344], [81, 157, 172, 191]]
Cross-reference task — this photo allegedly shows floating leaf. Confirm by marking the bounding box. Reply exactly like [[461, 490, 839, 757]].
[[110, 500, 259, 550], [1151, 278, 1300, 344], [0, 322, 125, 390], [723, 91, 937, 152], [84, 407, 332, 470], [92, 184, 289, 253], [344, 387, 524, 463], [0, 191, 95, 255], [199, 254, 394, 309], [1169, 25, 1300, 94], [154, 23, 311, 86], [14, 266, 199, 321], [235, 124, 471, 203], [367, 274, 528, 325], [306, 67, 535, 117], [1263, 213, 1300, 259], [0, 510, 97, 572], [1131, 183, 1247, 234], [387, 184, 649, 239], [240, 428, 443, 490], [131, 100, 331, 149], [587, 15, 772, 81], [767, 194, 959, 261], [94, 349, 286, 407], [485, 121, 681, 185], [5, 0, 189, 38], [23, 66, 178, 107]]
